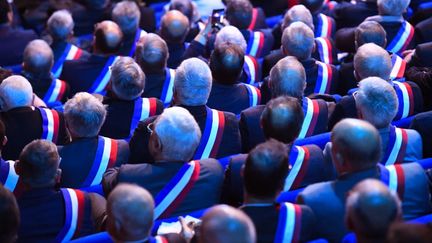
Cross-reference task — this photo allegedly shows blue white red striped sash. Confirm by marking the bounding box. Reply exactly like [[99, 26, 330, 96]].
[[380, 164, 405, 199], [81, 136, 118, 187], [274, 202, 302, 243], [52, 43, 83, 78], [243, 83, 261, 107], [243, 55, 260, 84], [153, 160, 201, 219], [128, 98, 157, 139], [56, 188, 86, 242], [1, 160, 19, 192], [160, 68, 176, 107], [314, 61, 333, 94], [298, 98, 320, 139], [247, 8, 259, 30], [39, 108, 60, 143], [193, 108, 225, 160], [381, 126, 408, 165], [390, 54, 407, 81], [284, 146, 310, 191], [386, 21, 414, 55], [129, 29, 147, 57], [393, 81, 414, 120], [315, 13, 333, 38], [43, 79, 67, 104], [246, 31, 265, 57], [150, 236, 168, 243], [88, 56, 120, 94], [315, 37, 333, 64]]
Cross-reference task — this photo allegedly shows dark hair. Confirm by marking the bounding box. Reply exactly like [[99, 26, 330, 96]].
[[0, 184, 20, 243], [0, 120, 5, 150], [209, 42, 244, 85], [226, 0, 253, 29], [0, 0, 10, 24], [244, 139, 289, 199], [299, 0, 324, 14]]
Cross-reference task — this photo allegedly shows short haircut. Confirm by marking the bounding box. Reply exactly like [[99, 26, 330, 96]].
[[64, 92, 107, 137], [110, 56, 145, 100], [174, 58, 212, 106], [299, 0, 324, 14], [210, 42, 245, 85], [94, 21, 123, 54], [214, 25, 247, 52], [135, 33, 168, 72], [269, 56, 306, 99], [112, 1, 141, 35], [355, 21, 387, 49], [17, 140, 60, 187], [154, 107, 201, 161], [225, 0, 253, 29], [160, 10, 190, 44], [0, 184, 20, 243], [47, 10, 74, 40], [282, 21, 315, 60], [23, 39, 54, 74], [169, 0, 194, 21], [354, 43, 392, 80], [282, 4, 314, 31], [244, 139, 289, 199], [261, 96, 304, 143], [377, 0, 410, 16], [0, 0, 11, 24], [355, 77, 398, 128], [0, 75, 33, 110]]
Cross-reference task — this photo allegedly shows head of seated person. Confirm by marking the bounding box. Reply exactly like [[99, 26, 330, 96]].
[[0, 0, 11, 25], [93, 20, 123, 56], [282, 21, 315, 61], [346, 179, 402, 243], [0, 184, 19, 243], [173, 57, 212, 106], [135, 33, 169, 74], [261, 96, 304, 144], [377, 0, 410, 17], [355, 21, 387, 50], [160, 10, 190, 45], [355, 77, 398, 129], [387, 222, 432, 243], [281, 5, 314, 34], [269, 56, 306, 99], [214, 25, 247, 53], [47, 10, 75, 43], [110, 56, 145, 101], [0, 75, 33, 111], [15, 139, 61, 188], [169, 0, 195, 24], [64, 92, 107, 139], [209, 42, 244, 85], [354, 43, 392, 81], [149, 107, 201, 162], [83, 0, 110, 10], [330, 118, 381, 176], [112, 1, 141, 36], [225, 0, 253, 30], [107, 183, 155, 242], [199, 205, 256, 243], [22, 40, 54, 79], [299, 0, 324, 15]]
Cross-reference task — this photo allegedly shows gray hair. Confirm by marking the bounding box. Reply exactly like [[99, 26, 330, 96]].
[[354, 43, 392, 80], [174, 58, 212, 106], [47, 10, 74, 40], [282, 21, 315, 60], [154, 107, 201, 161], [64, 92, 107, 137], [269, 56, 306, 99], [135, 33, 169, 71], [112, 0, 141, 35], [0, 75, 33, 111], [282, 4, 314, 31], [110, 56, 145, 100], [23, 39, 54, 74], [356, 77, 398, 128], [215, 26, 247, 52], [377, 0, 410, 16]]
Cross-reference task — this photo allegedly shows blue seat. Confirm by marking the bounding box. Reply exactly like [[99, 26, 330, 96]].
[[80, 184, 105, 197], [391, 116, 414, 129], [294, 132, 331, 150], [276, 188, 304, 203], [265, 15, 283, 28], [70, 232, 112, 243]]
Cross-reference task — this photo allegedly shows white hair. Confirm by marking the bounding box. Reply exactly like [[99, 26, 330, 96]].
[[112, 0, 141, 35], [110, 56, 145, 100], [154, 107, 201, 161], [214, 26, 247, 52], [23, 39, 54, 73], [174, 58, 212, 106], [64, 92, 107, 137], [354, 43, 392, 80], [47, 10, 74, 40], [377, 0, 410, 16], [356, 77, 398, 128], [282, 4, 314, 31], [269, 56, 306, 99], [0, 75, 33, 111], [282, 21, 315, 60]]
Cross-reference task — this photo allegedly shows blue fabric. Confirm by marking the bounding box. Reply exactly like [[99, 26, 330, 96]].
[[276, 188, 304, 203], [341, 233, 356, 243], [294, 132, 331, 150], [70, 232, 112, 243], [79, 184, 105, 197], [410, 213, 432, 223], [391, 116, 415, 128], [416, 159, 432, 170], [265, 15, 283, 28]]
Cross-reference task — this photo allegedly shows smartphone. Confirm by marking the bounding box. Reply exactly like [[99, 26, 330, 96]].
[[211, 9, 225, 28]]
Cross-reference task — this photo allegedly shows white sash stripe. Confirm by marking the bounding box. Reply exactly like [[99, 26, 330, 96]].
[[385, 128, 403, 166], [244, 56, 256, 84], [4, 160, 19, 191], [250, 32, 261, 57], [62, 189, 79, 243], [201, 110, 219, 159], [154, 236, 165, 243], [66, 45, 79, 60], [94, 57, 120, 93], [390, 23, 413, 54], [284, 146, 305, 191], [387, 165, 398, 193], [45, 109, 55, 142], [316, 37, 330, 64], [298, 98, 313, 139], [394, 81, 410, 118], [165, 69, 176, 104], [319, 14, 329, 37], [390, 56, 403, 79], [244, 84, 259, 106], [283, 203, 296, 243], [91, 138, 112, 186], [48, 80, 62, 103], [140, 98, 150, 121], [317, 62, 329, 94]]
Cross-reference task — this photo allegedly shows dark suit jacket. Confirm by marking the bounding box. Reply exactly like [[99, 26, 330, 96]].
[[142, 69, 172, 100], [207, 82, 257, 115], [102, 159, 224, 218], [166, 42, 187, 69], [50, 40, 90, 68], [0, 25, 38, 67], [70, 3, 111, 36], [21, 72, 71, 104], [408, 41, 432, 68], [0, 106, 70, 160], [410, 111, 432, 158], [128, 105, 241, 163], [329, 1, 378, 29], [415, 16, 432, 44]]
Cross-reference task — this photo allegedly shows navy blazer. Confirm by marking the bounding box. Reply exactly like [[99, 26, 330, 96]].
[[415, 16, 432, 44], [410, 111, 432, 158], [0, 25, 38, 67], [329, 1, 378, 29], [21, 72, 71, 104], [207, 83, 258, 115]]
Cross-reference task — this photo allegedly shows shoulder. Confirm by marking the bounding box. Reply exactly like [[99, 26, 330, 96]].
[[298, 181, 333, 202], [221, 111, 239, 126], [301, 144, 324, 158], [240, 105, 265, 118], [198, 158, 224, 173]]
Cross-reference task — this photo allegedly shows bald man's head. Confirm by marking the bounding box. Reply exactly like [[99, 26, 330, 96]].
[[23, 40, 54, 75], [135, 33, 169, 73], [355, 21, 387, 49], [210, 42, 244, 85], [354, 43, 392, 80], [200, 205, 256, 243], [282, 5, 314, 31], [93, 20, 123, 55], [269, 56, 306, 99], [160, 10, 190, 44], [107, 184, 154, 241], [282, 21, 315, 60], [331, 119, 381, 174]]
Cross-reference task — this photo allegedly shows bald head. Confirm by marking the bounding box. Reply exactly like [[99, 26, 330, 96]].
[[210, 42, 244, 85], [354, 43, 392, 80], [160, 10, 190, 44], [282, 21, 315, 60], [200, 205, 256, 243], [355, 21, 387, 49], [282, 5, 314, 30], [0, 75, 33, 111], [23, 39, 54, 75], [215, 25, 247, 52], [107, 184, 154, 241], [47, 10, 74, 41], [135, 33, 169, 73], [93, 20, 123, 55], [269, 56, 306, 99], [112, 1, 141, 35]]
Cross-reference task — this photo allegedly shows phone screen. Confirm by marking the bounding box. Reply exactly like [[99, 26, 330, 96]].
[[211, 9, 225, 27]]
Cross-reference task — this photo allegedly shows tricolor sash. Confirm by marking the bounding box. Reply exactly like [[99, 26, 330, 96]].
[[153, 160, 201, 219], [193, 108, 225, 160], [52, 43, 83, 78], [381, 126, 408, 165], [243, 55, 260, 84], [314, 61, 333, 94], [39, 108, 60, 143], [298, 98, 320, 139], [393, 81, 414, 120], [161, 68, 176, 107], [390, 54, 407, 81], [380, 164, 405, 199], [386, 21, 414, 55], [150, 236, 168, 243], [315, 13, 333, 38], [128, 98, 157, 139], [246, 31, 265, 57], [243, 83, 261, 107], [284, 146, 310, 191], [88, 56, 120, 94], [81, 136, 118, 187], [129, 29, 147, 57], [0, 160, 19, 192], [247, 8, 259, 30], [315, 37, 333, 64], [43, 79, 67, 104], [56, 188, 86, 242], [274, 202, 302, 243]]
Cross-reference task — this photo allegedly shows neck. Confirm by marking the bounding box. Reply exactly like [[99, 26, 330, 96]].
[[243, 193, 275, 205]]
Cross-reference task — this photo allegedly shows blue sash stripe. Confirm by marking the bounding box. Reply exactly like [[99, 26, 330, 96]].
[[194, 107, 213, 159], [129, 29, 143, 57], [129, 98, 144, 139], [394, 84, 404, 120], [39, 108, 49, 139], [154, 162, 191, 205], [52, 43, 72, 77], [161, 68, 173, 107], [88, 56, 117, 93], [380, 165, 390, 186], [56, 189, 73, 242], [81, 137, 105, 187], [274, 203, 288, 243]]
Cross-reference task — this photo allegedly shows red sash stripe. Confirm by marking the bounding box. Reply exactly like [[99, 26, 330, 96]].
[[248, 8, 258, 30], [404, 82, 414, 116], [149, 98, 158, 117], [394, 165, 405, 200], [291, 147, 310, 190], [52, 109, 60, 143], [72, 190, 86, 239], [292, 205, 302, 243], [210, 111, 225, 158], [395, 129, 408, 164], [108, 139, 118, 168], [307, 100, 320, 137]]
